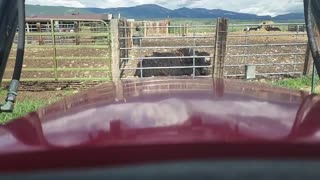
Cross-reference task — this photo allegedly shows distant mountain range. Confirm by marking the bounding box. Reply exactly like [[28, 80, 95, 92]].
[[26, 4, 304, 20]]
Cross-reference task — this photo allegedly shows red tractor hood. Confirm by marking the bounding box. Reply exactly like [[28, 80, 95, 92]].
[[0, 78, 320, 172]]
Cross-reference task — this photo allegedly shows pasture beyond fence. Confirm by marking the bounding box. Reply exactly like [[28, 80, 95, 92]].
[[3, 18, 311, 83]]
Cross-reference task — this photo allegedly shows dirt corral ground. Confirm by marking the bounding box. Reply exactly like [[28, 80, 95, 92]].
[[4, 47, 111, 80], [121, 31, 308, 78]]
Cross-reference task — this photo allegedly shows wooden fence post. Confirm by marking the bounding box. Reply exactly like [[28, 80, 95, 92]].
[[111, 19, 121, 82], [37, 22, 44, 45], [74, 21, 80, 45], [213, 18, 228, 97], [303, 44, 313, 75], [186, 24, 189, 36], [144, 22, 147, 37], [110, 19, 124, 101], [129, 22, 133, 48], [213, 18, 228, 78], [166, 23, 169, 36]]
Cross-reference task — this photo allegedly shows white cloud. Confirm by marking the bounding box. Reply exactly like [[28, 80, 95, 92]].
[[26, 0, 86, 7], [239, 0, 303, 17], [25, 0, 304, 16]]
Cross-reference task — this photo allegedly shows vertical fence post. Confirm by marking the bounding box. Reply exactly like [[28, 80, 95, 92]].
[[166, 22, 169, 36], [187, 24, 189, 35], [26, 23, 30, 33], [192, 25, 196, 78], [124, 21, 128, 61], [213, 18, 228, 78], [129, 22, 133, 48], [304, 44, 313, 75], [294, 24, 299, 72], [312, 63, 317, 93], [37, 22, 43, 45], [244, 29, 248, 66], [50, 19, 58, 81], [111, 19, 124, 101], [144, 22, 147, 37], [156, 21, 160, 34], [111, 19, 120, 82], [75, 21, 80, 45]]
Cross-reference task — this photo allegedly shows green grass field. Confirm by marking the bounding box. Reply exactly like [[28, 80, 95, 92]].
[[0, 100, 47, 124], [168, 18, 305, 25], [0, 89, 73, 124], [164, 19, 305, 33], [272, 76, 319, 93]]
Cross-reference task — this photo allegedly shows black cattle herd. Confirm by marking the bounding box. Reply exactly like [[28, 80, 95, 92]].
[[243, 25, 281, 32]]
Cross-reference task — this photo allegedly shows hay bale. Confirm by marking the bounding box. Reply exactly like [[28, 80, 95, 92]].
[[134, 48, 211, 77]]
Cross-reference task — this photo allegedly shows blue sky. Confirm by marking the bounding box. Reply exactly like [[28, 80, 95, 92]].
[[26, 0, 303, 16]]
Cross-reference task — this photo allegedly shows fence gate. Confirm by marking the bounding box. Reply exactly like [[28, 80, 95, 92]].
[[113, 19, 309, 80], [5, 19, 112, 82], [115, 19, 218, 79]]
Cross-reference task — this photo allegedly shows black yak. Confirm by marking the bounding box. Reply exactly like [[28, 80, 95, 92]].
[[134, 48, 211, 77], [265, 25, 281, 31]]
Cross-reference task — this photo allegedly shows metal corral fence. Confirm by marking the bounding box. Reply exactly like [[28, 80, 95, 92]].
[[4, 19, 111, 82], [115, 19, 308, 79], [226, 23, 307, 78], [118, 20, 217, 79], [4, 18, 309, 82]]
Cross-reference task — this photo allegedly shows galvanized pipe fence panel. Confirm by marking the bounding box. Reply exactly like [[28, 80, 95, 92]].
[[5, 19, 112, 82], [118, 21, 217, 79], [117, 21, 308, 79], [226, 23, 307, 78], [5, 19, 309, 82]]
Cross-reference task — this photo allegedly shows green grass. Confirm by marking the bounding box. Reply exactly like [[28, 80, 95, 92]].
[[169, 18, 305, 25], [0, 89, 73, 124], [0, 99, 48, 124], [272, 76, 320, 92], [167, 19, 305, 33]]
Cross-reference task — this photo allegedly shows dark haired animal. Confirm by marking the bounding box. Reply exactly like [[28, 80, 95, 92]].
[[265, 25, 281, 31], [243, 25, 262, 32], [134, 48, 211, 77]]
